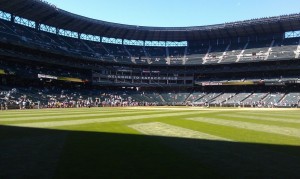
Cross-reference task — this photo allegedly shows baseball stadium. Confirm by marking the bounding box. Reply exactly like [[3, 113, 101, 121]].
[[0, 0, 300, 178]]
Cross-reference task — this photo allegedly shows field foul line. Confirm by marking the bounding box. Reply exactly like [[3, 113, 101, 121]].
[[185, 117, 300, 138], [219, 114, 300, 124], [129, 122, 231, 141], [7, 111, 216, 128]]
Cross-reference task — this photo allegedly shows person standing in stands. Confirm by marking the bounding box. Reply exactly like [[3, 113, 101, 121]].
[[18, 100, 22, 110], [22, 100, 26, 110], [37, 101, 40, 109], [4, 101, 8, 110]]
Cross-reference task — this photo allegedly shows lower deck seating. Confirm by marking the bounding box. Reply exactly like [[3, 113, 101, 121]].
[[1, 86, 300, 108]]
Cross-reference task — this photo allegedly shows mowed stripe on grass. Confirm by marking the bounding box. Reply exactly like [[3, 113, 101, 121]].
[[0, 110, 127, 119], [129, 122, 231, 141], [186, 117, 300, 138], [0, 109, 141, 118], [7, 111, 214, 128], [219, 114, 300, 124], [236, 111, 300, 119], [0, 110, 176, 123], [0, 108, 154, 117]]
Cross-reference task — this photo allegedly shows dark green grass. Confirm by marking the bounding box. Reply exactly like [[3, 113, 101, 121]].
[[0, 107, 300, 178], [54, 130, 217, 179]]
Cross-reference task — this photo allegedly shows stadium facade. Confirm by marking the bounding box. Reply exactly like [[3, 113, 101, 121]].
[[1, 0, 300, 108]]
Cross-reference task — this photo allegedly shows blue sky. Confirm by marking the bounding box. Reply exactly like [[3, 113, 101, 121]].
[[45, 0, 300, 27]]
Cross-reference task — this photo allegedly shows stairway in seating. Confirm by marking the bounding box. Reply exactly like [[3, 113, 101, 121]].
[[159, 95, 165, 102], [202, 46, 212, 64], [123, 45, 132, 57], [295, 39, 300, 59], [207, 93, 223, 104], [183, 46, 188, 65], [218, 43, 231, 63], [264, 40, 275, 60], [240, 93, 253, 103], [236, 42, 249, 62], [146, 58, 152, 64], [184, 93, 193, 103], [141, 46, 152, 64], [101, 44, 111, 55], [101, 44, 117, 62], [58, 37, 73, 49], [223, 93, 237, 103], [142, 46, 149, 57], [166, 47, 170, 65], [0, 21, 18, 35], [278, 93, 287, 104], [261, 93, 270, 101], [131, 57, 136, 64], [123, 45, 135, 63], [81, 40, 95, 52]]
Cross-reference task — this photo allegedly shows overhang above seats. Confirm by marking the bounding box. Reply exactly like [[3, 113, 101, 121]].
[[0, 0, 300, 41]]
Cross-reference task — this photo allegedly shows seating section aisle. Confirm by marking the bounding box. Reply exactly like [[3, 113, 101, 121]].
[[239, 40, 272, 62], [268, 38, 299, 60], [185, 45, 208, 65], [223, 93, 252, 106]]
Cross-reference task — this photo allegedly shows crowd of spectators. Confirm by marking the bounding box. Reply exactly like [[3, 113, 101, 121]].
[[0, 86, 160, 110], [1, 85, 300, 110]]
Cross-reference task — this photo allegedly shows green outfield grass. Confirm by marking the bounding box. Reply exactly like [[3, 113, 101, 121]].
[[0, 107, 300, 178]]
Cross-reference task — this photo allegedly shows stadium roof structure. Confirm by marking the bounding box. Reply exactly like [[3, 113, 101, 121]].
[[1, 0, 300, 41]]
